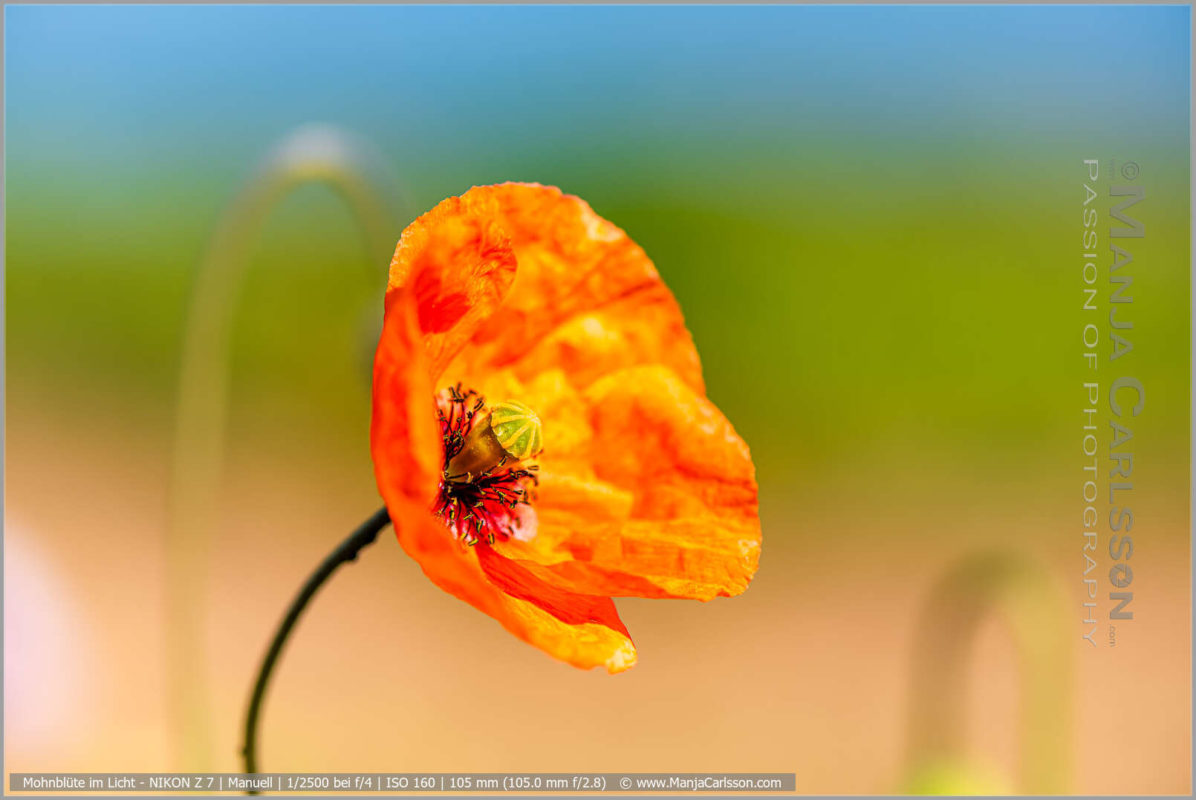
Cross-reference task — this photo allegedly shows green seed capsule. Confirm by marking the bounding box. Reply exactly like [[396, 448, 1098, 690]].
[[488, 400, 543, 461], [446, 399, 543, 481]]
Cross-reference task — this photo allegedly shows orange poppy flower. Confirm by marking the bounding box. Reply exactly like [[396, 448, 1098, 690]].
[[370, 182, 761, 673]]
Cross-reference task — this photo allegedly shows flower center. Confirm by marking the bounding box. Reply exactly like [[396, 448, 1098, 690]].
[[433, 385, 541, 546]]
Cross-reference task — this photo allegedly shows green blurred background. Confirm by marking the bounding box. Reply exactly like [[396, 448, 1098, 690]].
[[4, 5, 1190, 795]]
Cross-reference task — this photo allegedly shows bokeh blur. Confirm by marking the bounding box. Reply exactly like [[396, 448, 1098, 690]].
[[4, 5, 1190, 795]]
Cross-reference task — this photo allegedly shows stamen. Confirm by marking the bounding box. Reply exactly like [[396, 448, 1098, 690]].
[[446, 399, 543, 481], [433, 386, 541, 546]]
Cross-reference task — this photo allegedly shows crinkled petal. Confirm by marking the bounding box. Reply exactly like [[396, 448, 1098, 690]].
[[493, 365, 761, 600], [371, 293, 636, 673], [414, 183, 703, 392], [391, 512, 636, 674], [386, 190, 518, 378], [371, 288, 443, 510]]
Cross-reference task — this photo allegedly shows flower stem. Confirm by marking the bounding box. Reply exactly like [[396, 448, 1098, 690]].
[[170, 125, 404, 770], [241, 505, 392, 783], [903, 551, 1071, 793]]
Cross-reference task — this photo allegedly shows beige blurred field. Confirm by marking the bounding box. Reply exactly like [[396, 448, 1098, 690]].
[[5, 372, 1189, 794]]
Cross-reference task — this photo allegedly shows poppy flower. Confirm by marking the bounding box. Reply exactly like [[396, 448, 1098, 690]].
[[370, 182, 761, 673]]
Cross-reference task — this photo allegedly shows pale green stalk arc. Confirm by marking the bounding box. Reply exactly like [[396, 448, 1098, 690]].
[[902, 552, 1073, 794], [166, 125, 405, 770]]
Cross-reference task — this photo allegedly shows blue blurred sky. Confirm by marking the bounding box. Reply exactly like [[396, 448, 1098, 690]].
[[6, 4, 1190, 179]]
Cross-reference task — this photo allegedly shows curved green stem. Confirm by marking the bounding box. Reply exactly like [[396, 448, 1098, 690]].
[[168, 124, 405, 769], [241, 506, 392, 786], [903, 551, 1072, 794]]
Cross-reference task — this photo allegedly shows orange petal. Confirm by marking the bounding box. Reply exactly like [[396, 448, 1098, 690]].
[[494, 365, 761, 600], [405, 183, 703, 392], [394, 512, 636, 674], [371, 287, 443, 511], [474, 545, 629, 638], [386, 190, 517, 378], [371, 292, 636, 673]]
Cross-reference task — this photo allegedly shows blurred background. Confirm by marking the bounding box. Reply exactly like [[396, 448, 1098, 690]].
[[4, 5, 1190, 795]]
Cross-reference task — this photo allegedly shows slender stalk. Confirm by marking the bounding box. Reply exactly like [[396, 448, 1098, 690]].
[[241, 506, 392, 783], [903, 551, 1072, 794], [168, 124, 405, 770]]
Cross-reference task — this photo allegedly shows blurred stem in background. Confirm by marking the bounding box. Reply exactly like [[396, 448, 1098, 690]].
[[902, 552, 1073, 795], [167, 124, 406, 770]]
